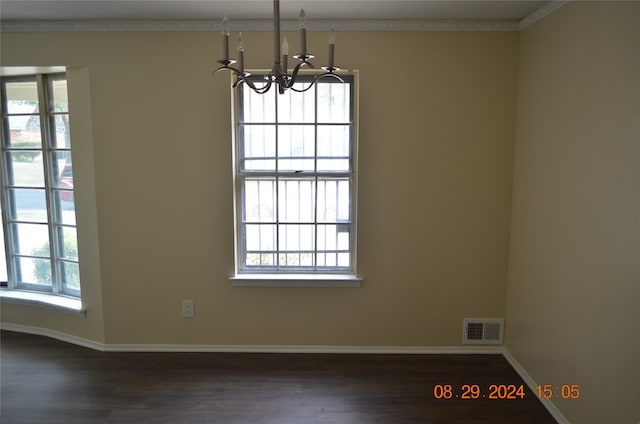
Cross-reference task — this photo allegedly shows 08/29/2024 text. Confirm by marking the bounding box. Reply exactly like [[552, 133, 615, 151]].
[[433, 384, 527, 399]]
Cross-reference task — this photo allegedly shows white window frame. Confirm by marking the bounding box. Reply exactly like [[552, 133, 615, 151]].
[[0, 71, 81, 299], [230, 72, 361, 287]]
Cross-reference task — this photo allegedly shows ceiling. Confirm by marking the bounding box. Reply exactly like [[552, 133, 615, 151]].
[[0, 1, 552, 22]]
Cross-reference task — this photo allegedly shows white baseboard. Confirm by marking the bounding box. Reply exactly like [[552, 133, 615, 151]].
[[502, 348, 569, 424], [1, 322, 104, 351], [1, 322, 502, 354], [102, 344, 504, 354]]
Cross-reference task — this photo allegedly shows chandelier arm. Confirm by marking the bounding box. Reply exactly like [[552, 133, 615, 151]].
[[256, 82, 274, 94], [285, 61, 311, 88], [245, 78, 273, 94], [213, 65, 238, 76], [318, 72, 344, 83], [239, 78, 272, 94], [215, 65, 272, 94], [288, 71, 344, 93]]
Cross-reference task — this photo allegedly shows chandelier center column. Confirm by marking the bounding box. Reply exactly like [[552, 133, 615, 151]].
[[273, 0, 281, 68]]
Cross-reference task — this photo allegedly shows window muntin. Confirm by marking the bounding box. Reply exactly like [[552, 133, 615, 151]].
[[235, 75, 356, 274], [0, 202, 6, 286], [0, 73, 80, 297]]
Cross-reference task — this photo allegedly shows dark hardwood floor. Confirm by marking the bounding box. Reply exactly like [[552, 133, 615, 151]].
[[0, 331, 556, 423]]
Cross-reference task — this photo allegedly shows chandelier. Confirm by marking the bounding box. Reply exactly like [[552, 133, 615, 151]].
[[214, 0, 342, 94]]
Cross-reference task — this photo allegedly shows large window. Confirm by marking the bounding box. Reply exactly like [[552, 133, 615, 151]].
[[0, 73, 80, 298], [234, 75, 357, 276]]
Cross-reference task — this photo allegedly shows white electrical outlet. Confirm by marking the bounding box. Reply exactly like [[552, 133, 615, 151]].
[[182, 300, 194, 318]]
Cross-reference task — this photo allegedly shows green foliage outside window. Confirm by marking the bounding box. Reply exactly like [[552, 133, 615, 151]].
[[32, 233, 79, 287], [11, 141, 41, 161]]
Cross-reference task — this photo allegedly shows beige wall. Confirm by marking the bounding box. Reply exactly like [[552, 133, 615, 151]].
[[506, 2, 640, 423], [1, 30, 518, 346]]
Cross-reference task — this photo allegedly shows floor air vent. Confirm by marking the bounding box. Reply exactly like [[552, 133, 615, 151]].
[[463, 318, 504, 344]]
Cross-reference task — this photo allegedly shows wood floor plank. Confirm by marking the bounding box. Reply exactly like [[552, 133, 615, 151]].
[[0, 331, 557, 423]]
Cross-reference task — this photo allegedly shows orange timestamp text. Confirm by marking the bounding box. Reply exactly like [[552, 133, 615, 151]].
[[536, 384, 580, 399], [433, 384, 527, 399]]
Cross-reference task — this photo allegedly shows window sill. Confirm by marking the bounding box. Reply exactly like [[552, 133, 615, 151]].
[[0, 289, 85, 316], [229, 274, 362, 288]]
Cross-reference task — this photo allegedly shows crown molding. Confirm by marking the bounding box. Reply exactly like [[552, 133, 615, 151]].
[[518, 0, 569, 30], [0, 2, 568, 34], [0, 18, 519, 33]]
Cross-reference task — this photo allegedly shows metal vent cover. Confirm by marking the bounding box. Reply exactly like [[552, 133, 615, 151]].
[[463, 318, 504, 344]]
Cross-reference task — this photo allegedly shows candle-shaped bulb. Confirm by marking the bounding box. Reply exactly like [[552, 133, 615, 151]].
[[237, 32, 244, 73], [298, 9, 307, 29], [281, 37, 289, 73], [221, 13, 230, 61], [328, 28, 335, 68], [299, 9, 307, 56], [237, 32, 244, 52], [221, 13, 230, 36]]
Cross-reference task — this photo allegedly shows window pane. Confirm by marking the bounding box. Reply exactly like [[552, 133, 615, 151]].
[[242, 86, 275, 123], [318, 126, 349, 156], [316, 159, 349, 172], [245, 224, 276, 251], [337, 252, 350, 267], [278, 158, 315, 172], [9, 189, 48, 222], [317, 179, 350, 223], [5, 80, 39, 114], [61, 261, 80, 292], [50, 78, 69, 112], [54, 190, 76, 225], [241, 125, 276, 171], [317, 224, 351, 251], [6, 152, 45, 187], [246, 252, 276, 267], [277, 84, 314, 123], [59, 226, 78, 261], [317, 82, 350, 123], [51, 151, 76, 224], [243, 159, 276, 171], [277, 126, 315, 172], [317, 125, 350, 171], [0, 203, 7, 283], [13, 223, 50, 256], [6, 115, 42, 147], [243, 179, 276, 223], [16, 256, 52, 287], [50, 152, 74, 189], [51, 114, 71, 148], [278, 224, 314, 252], [279, 252, 313, 268], [317, 252, 335, 267], [278, 179, 315, 223]]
